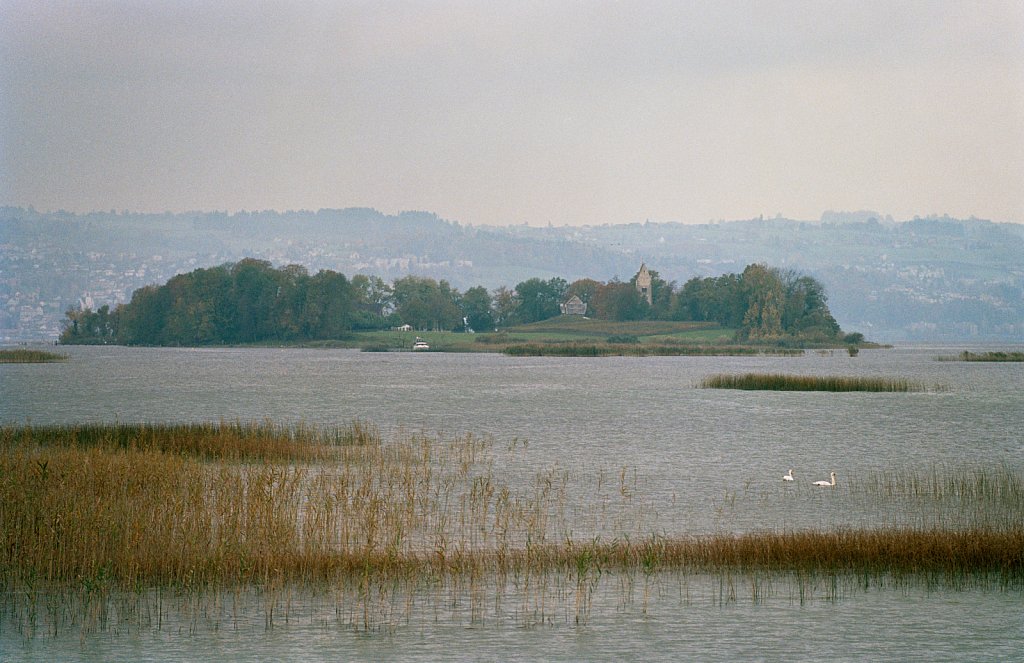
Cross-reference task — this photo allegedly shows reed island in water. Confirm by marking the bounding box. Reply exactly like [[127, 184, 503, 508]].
[[0, 348, 67, 363]]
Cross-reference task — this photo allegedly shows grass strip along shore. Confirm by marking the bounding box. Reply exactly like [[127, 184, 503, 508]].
[[503, 343, 802, 357]]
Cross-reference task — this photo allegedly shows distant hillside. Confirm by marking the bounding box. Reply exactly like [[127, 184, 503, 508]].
[[2, 207, 1022, 342]]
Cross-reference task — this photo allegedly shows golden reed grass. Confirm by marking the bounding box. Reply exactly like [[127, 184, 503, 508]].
[[0, 349, 68, 363], [949, 351, 1024, 362], [1, 422, 1021, 596], [0, 420, 377, 462], [701, 373, 923, 392]]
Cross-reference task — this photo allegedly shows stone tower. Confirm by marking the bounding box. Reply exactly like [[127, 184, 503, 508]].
[[635, 263, 652, 305]]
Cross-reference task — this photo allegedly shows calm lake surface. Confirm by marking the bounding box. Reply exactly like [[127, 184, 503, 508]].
[[2, 345, 1023, 660]]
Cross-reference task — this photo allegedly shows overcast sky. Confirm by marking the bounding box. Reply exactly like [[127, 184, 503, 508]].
[[2, 1, 1022, 225]]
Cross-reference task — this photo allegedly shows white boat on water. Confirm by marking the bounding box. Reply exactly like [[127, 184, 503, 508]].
[[412, 337, 430, 351]]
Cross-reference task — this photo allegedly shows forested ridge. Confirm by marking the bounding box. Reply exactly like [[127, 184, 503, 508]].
[[60, 259, 846, 346]]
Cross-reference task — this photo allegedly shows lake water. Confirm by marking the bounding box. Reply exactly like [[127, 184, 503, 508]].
[[2, 345, 1023, 660]]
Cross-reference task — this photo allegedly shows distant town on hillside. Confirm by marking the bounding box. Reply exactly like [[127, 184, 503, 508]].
[[2, 207, 1022, 343]]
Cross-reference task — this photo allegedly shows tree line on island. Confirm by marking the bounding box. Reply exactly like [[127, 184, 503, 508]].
[[60, 259, 854, 346]]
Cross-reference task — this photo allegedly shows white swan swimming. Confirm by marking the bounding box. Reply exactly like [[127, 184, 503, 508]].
[[813, 471, 837, 487], [782, 469, 795, 481]]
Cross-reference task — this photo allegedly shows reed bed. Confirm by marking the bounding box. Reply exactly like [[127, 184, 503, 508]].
[[2, 423, 1022, 637], [836, 463, 1024, 533], [537, 529, 1023, 578], [943, 351, 1024, 362], [0, 420, 379, 462], [701, 372, 923, 392], [3, 423, 1021, 590], [852, 464, 1024, 504], [0, 424, 570, 591], [0, 348, 68, 363]]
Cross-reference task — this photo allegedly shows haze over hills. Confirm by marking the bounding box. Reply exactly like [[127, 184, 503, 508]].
[[2, 207, 1022, 343]]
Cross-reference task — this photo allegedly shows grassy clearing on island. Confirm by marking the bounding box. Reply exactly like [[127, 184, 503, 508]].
[[0, 348, 68, 363], [503, 317, 723, 338], [504, 343, 801, 357], [354, 330, 482, 352], [349, 319, 736, 353], [701, 373, 925, 392]]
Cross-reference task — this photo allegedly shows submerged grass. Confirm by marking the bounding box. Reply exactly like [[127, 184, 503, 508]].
[[0, 349, 68, 363], [701, 373, 924, 392]]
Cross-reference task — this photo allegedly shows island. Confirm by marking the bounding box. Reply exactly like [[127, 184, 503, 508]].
[[59, 259, 871, 354]]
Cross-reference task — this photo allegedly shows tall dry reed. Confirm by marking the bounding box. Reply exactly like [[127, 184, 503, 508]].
[[945, 351, 1024, 362], [0, 349, 67, 363], [701, 373, 923, 392], [1, 423, 1021, 602], [0, 420, 377, 462]]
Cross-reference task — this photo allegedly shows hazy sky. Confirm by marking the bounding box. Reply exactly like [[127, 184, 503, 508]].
[[2, 1, 1022, 225]]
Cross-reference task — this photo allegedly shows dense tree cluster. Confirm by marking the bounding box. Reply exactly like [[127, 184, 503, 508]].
[[60, 260, 843, 345], [62, 259, 394, 345], [565, 264, 840, 341], [673, 264, 840, 341]]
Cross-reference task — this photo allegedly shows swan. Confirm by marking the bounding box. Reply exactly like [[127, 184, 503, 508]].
[[813, 471, 837, 487], [782, 469, 795, 482]]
